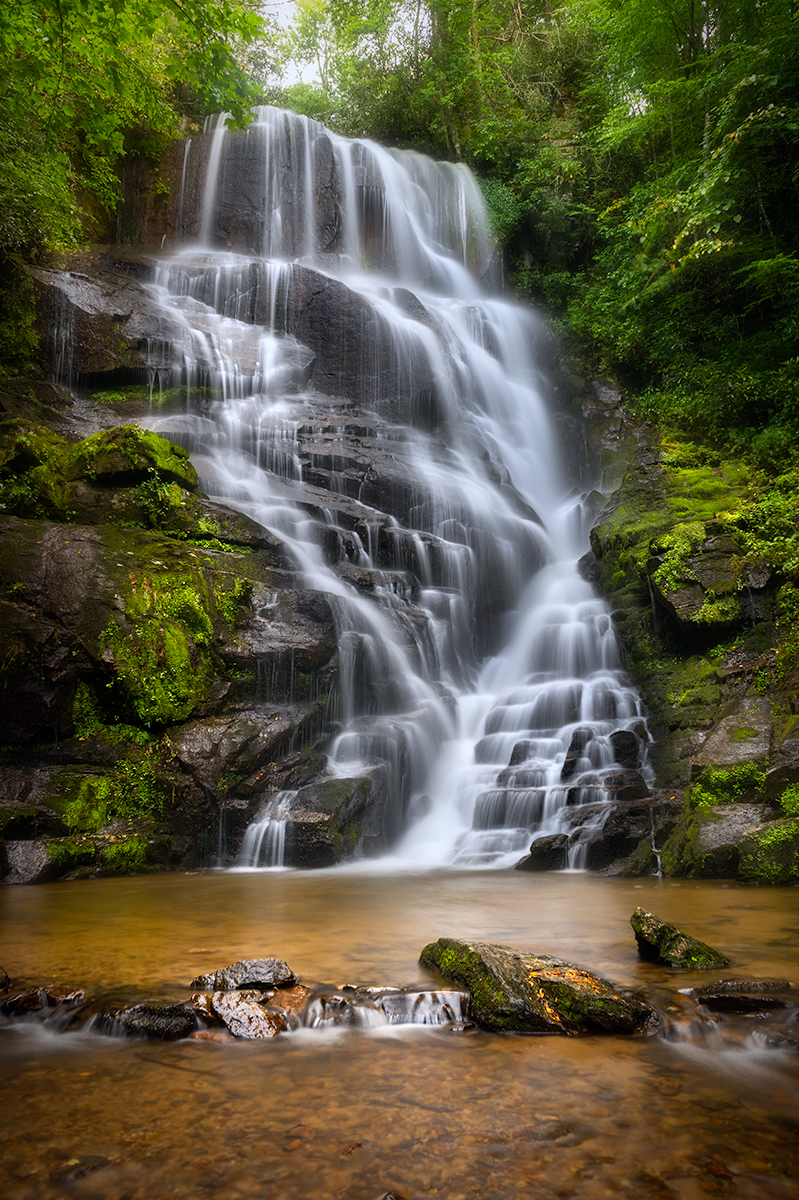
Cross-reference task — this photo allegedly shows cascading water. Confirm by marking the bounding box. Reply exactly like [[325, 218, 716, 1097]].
[[142, 105, 651, 869]]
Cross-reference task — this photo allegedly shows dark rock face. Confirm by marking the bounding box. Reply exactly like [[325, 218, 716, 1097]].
[[190, 958, 296, 991], [282, 769, 392, 867], [630, 908, 731, 969], [26, 262, 185, 377], [514, 833, 569, 872], [419, 938, 657, 1034]]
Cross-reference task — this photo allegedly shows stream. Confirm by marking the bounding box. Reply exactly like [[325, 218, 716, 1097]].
[[2, 870, 799, 1198]]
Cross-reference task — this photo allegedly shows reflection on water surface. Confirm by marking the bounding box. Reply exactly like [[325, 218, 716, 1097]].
[[2, 869, 799, 1199]]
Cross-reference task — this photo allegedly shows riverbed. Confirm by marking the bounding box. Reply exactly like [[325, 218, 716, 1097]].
[[2, 869, 799, 1198]]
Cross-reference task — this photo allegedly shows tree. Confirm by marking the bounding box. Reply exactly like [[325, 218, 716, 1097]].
[[0, 0, 264, 253]]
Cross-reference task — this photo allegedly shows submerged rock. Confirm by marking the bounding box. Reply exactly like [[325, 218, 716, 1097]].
[[190, 957, 296, 991], [631, 908, 731, 969], [419, 938, 656, 1034]]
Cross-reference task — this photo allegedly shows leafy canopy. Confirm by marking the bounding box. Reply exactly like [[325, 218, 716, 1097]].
[[0, 0, 264, 252]]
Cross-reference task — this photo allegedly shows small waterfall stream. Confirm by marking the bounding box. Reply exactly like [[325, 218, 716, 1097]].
[[142, 106, 651, 869]]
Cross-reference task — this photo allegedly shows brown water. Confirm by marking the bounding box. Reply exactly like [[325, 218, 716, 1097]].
[[2, 868, 799, 1199]]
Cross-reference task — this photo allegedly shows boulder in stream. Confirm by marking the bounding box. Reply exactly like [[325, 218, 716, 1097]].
[[630, 907, 731, 969], [95, 1001, 199, 1040], [190, 957, 296, 991], [419, 938, 656, 1034], [194, 990, 289, 1038]]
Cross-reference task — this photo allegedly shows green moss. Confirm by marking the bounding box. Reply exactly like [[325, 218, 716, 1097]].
[[739, 819, 799, 884], [652, 521, 705, 594], [215, 577, 252, 630], [100, 835, 148, 873], [689, 762, 766, 810], [0, 265, 40, 378], [66, 425, 197, 489], [133, 469, 184, 529], [64, 776, 115, 832], [421, 940, 513, 1029]]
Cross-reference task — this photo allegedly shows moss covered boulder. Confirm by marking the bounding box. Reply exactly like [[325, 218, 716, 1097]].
[[630, 908, 730, 969], [739, 818, 799, 884], [419, 938, 656, 1034]]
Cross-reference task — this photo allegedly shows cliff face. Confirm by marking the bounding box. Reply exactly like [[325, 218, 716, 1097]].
[[4, 242, 798, 884], [0, 389, 353, 882], [583, 385, 799, 882]]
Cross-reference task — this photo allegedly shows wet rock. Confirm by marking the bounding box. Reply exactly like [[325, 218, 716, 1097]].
[[693, 803, 768, 877], [0, 967, 9, 993], [684, 978, 793, 994], [694, 993, 788, 1013], [419, 938, 656, 1034], [170, 707, 317, 795], [0, 798, 68, 840], [2, 840, 56, 885], [648, 530, 743, 630], [691, 698, 771, 776], [631, 908, 731, 969], [610, 730, 641, 770], [560, 793, 682, 874], [604, 770, 651, 801], [281, 768, 393, 867], [95, 1001, 198, 1040], [50, 1156, 111, 1184], [560, 728, 591, 781], [27, 262, 183, 377], [205, 990, 288, 1039], [514, 833, 569, 871], [267, 982, 312, 1024], [190, 957, 296, 991], [1, 985, 85, 1016]]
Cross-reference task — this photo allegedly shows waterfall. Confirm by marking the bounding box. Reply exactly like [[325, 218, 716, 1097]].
[[142, 105, 651, 869]]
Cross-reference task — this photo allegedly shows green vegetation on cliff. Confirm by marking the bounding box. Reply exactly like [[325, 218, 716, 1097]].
[[260, 0, 797, 457], [0, 0, 264, 257]]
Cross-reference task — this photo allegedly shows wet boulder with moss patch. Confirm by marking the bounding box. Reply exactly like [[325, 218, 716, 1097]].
[[419, 938, 656, 1034], [630, 908, 730, 969]]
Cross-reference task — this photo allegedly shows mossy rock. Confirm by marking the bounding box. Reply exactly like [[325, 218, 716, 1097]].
[[739, 818, 799, 884], [630, 907, 730, 969], [419, 938, 656, 1034], [65, 425, 197, 489]]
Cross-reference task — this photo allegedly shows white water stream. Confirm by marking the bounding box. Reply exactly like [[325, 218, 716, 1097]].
[[142, 106, 651, 870]]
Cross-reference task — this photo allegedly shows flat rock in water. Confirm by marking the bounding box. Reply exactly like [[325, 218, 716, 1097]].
[[1, 985, 85, 1016], [204, 990, 288, 1039], [190, 957, 296, 991], [419, 938, 656, 1034], [631, 907, 731, 969], [96, 1002, 198, 1040]]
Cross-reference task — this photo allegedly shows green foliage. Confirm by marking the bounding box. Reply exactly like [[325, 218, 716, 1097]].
[[134, 469, 184, 529], [0, 0, 264, 255], [778, 784, 799, 819]]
